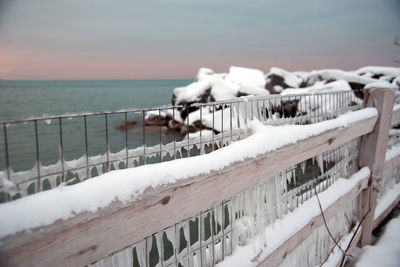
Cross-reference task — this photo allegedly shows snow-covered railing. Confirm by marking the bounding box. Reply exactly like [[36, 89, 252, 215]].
[[0, 90, 361, 203], [1, 88, 400, 267]]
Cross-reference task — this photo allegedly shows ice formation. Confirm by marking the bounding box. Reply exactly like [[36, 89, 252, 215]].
[[0, 109, 376, 239]]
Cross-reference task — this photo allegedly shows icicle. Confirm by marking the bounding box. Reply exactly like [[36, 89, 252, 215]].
[[301, 161, 306, 175], [317, 154, 324, 174], [292, 169, 297, 185], [286, 170, 293, 184], [134, 240, 147, 267], [165, 226, 176, 258], [155, 232, 163, 264], [182, 221, 190, 249], [111, 246, 133, 267], [215, 205, 223, 236]]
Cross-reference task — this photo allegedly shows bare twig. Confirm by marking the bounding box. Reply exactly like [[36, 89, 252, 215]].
[[313, 187, 350, 258], [320, 235, 343, 267], [339, 185, 375, 267]]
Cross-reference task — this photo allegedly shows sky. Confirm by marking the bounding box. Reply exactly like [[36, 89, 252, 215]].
[[0, 0, 399, 80]]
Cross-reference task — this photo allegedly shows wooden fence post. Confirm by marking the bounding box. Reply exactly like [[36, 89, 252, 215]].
[[358, 88, 395, 247]]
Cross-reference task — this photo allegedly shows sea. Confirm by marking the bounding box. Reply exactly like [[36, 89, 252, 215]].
[[0, 79, 192, 171]]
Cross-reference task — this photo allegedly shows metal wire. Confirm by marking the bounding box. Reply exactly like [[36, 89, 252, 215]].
[[0, 91, 363, 201]]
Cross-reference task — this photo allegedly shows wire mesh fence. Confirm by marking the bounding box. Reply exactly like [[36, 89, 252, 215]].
[[89, 138, 361, 267], [0, 91, 362, 202]]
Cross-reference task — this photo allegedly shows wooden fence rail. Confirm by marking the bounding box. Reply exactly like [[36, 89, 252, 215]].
[[0, 88, 399, 267]]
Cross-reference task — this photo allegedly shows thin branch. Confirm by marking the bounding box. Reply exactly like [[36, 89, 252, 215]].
[[339, 185, 374, 267], [320, 235, 343, 267], [313, 186, 349, 257]]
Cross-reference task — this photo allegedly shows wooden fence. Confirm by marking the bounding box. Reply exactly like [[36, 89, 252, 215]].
[[0, 88, 399, 267]]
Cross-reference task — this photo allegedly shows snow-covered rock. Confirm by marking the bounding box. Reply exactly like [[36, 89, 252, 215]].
[[265, 67, 303, 94], [143, 65, 400, 136], [355, 66, 400, 81], [301, 69, 377, 88], [195, 67, 226, 83], [225, 66, 266, 88]]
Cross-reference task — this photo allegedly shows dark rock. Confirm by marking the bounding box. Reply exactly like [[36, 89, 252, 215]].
[[348, 82, 365, 99], [145, 115, 171, 126], [264, 99, 300, 119], [372, 73, 384, 79], [168, 120, 184, 131], [180, 120, 220, 136], [265, 74, 291, 94], [115, 121, 137, 131]]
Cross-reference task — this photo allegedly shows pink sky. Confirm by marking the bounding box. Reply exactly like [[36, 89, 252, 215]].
[[0, 0, 399, 80]]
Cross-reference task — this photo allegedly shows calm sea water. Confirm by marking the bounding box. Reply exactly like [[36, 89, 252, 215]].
[[0, 79, 192, 121], [0, 79, 192, 171]]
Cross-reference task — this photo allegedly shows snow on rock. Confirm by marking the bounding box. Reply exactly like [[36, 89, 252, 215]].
[[0, 109, 377, 239], [211, 80, 240, 101], [302, 69, 378, 88], [281, 80, 361, 117], [265, 67, 303, 93], [363, 81, 398, 91], [146, 65, 399, 135], [173, 80, 213, 105], [225, 66, 266, 88], [281, 80, 352, 96], [239, 86, 270, 97], [196, 67, 226, 83], [355, 66, 400, 80]]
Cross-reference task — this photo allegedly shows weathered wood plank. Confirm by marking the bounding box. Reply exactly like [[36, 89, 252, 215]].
[[383, 153, 400, 177], [258, 170, 370, 267], [391, 107, 400, 126], [358, 88, 395, 246], [372, 194, 400, 230], [0, 115, 377, 267]]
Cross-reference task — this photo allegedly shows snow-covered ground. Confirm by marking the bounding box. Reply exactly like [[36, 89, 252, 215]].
[[353, 214, 400, 267]]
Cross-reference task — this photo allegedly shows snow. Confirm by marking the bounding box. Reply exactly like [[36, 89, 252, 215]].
[[196, 67, 226, 83], [217, 167, 371, 267], [318, 225, 359, 267], [393, 104, 400, 112], [385, 143, 400, 161], [363, 82, 398, 90], [269, 67, 302, 88], [225, 66, 266, 88], [280, 80, 352, 96], [239, 86, 270, 97], [211, 80, 240, 101], [354, 66, 400, 78], [303, 69, 378, 86], [374, 182, 400, 221], [354, 216, 400, 267], [173, 80, 212, 104], [0, 108, 377, 239]]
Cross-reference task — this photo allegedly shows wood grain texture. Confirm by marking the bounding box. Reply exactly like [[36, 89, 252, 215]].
[[358, 88, 395, 247], [258, 171, 370, 267], [0, 115, 377, 267], [372, 194, 400, 230]]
